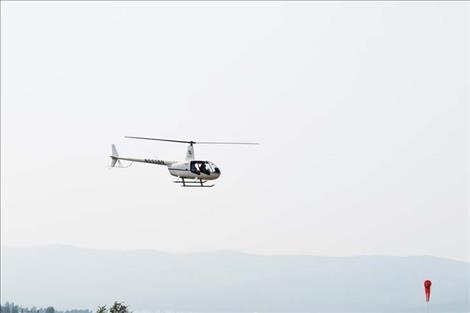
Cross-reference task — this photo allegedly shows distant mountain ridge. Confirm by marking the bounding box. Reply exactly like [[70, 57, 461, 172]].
[[1, 245, 469, 312]]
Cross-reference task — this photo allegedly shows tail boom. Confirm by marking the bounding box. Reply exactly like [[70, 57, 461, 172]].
[[110, 144, 173, 167]]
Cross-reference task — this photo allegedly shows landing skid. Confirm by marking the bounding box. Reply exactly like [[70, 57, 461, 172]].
[[173, 178, 215, 188]]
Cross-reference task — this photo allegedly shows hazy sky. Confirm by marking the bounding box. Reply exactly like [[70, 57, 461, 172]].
[[1, 2, 468, 261]]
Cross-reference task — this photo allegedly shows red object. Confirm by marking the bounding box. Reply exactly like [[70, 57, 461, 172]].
[[424, 280, 432, 302]]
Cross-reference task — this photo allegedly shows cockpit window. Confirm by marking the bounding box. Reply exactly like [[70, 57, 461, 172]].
[[205, 162, 214, 172], [190, 161, 212, 175], [209, 162, 220, 174]]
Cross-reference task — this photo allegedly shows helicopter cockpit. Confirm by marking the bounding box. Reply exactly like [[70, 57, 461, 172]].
[[190, 161, 220, 176]]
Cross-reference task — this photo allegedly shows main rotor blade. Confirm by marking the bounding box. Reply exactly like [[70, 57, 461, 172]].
[[125, 136, 194, 144], [125, 136, 259, 145], [196, 142, 260, 145]]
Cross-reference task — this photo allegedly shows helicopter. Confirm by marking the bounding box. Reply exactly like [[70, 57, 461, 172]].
[[110, 136, 259, 187]]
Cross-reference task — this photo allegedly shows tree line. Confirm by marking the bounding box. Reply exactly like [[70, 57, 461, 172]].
[[1, 302, 129, 313], [1, 303, 91, 313]]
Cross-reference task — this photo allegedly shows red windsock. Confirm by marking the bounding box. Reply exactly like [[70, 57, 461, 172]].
[[424, 280, 432, 302]]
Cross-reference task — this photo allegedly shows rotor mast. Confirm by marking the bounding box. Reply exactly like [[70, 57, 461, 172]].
[[186, 142, 195, 160]]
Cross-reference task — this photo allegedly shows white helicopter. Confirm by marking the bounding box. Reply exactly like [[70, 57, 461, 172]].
[[110, 136, 259, 187]]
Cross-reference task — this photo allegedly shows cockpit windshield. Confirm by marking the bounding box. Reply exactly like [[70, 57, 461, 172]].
[[190, 161, 220, 175], [209, 162, 220, 174]]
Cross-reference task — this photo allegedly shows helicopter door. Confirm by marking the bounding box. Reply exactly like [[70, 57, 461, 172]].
[[190, 161, 199, 174]]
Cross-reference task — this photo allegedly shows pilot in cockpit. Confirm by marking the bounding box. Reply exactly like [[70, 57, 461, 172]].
[[199, 162, 210, 175]]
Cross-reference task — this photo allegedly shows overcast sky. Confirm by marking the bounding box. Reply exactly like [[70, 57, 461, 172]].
[[1, 2, 468, 261]]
